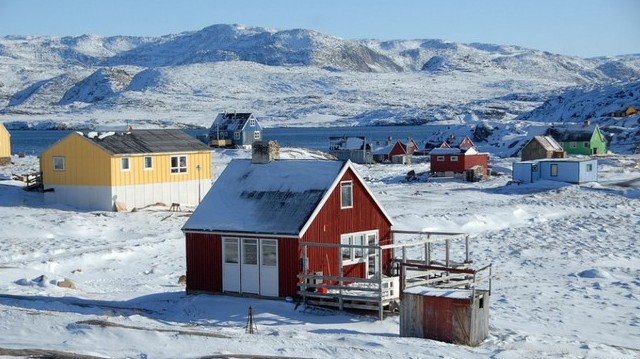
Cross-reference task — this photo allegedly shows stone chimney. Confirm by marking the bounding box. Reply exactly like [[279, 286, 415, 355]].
[[252, 140, 280, 164], [583, 120, 591, 127]]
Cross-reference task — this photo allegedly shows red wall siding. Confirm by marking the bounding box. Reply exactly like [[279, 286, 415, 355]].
[[301, 168, 393, 282], [432, 154, 489, 174], [463, 154, 489, 175], [430, 154, 464, 173], [185, 233, 221, 292], [278, 238, 300, 297]]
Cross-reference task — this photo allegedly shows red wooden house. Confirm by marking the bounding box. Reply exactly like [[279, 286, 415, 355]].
[[372, 140, 407, 162], [182, 149, 394, 298], [429, 136, 489, 179]]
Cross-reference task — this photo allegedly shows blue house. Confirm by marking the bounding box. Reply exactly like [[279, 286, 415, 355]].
[[512, 158, 598, 184], [207, 112, 262, 149]]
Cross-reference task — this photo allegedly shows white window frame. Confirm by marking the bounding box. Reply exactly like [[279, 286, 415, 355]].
[[254, 131, 261, 140], [249, 118, 256, 127], [436, 156, 445, 162], [570, 142, 577, 148], [120, 157, 130, 171], [170, 155, 188, 174], [234, 131, 241, 140], [340, 181, 353, 209], [341, 230, 378, 265], [53, 156, 65, 171], [550, 163, 558, 177], [583, 141, 590, 148], [450, 155, 459, 162], [144, 156, 153, 170], [586, 163, 593, 172]]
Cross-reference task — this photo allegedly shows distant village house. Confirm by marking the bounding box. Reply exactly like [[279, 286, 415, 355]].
[[520, 135, 566, 161], [610, 105, 637, 118], [429, 136, 489, 181], [328, 136, 373, 164], [0, 123, 10, 166], [512, 158, 598, 184], [207, 112, 262, 149], [40, 129, 212, 211], [547, 122, 607, 155]]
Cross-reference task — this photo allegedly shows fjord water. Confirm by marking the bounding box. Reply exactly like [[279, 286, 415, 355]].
[[9, 125, 449, 155]]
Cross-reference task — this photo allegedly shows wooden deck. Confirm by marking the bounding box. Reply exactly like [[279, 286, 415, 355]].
[[298, 230, 491, 320]]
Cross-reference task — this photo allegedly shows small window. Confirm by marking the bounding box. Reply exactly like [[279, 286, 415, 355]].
[[353, 234, 365, 259], [340, 181, 353, 209], [341, 235, 352, 261], [261, 240, 277, 266], [254, 131, 261, 140], [570, 142, 577, 148], [249, 118, 256, 127], [437, 156, 445, 162], [144, 156, 153, 170], [242, 239, 258, 265], [170, 155, 187, 174], [583, 141, 590, 148], [450, 155, 458, 162], [121, 157, 130, 171], [234, 131, 241, 140], [550, 163, 558, 177], [53, 156, 65, 171], [224, 238, 238, 264], [586, 164, 593, 172]]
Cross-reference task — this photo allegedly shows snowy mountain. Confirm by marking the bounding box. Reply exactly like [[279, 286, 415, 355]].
[[0, 23, 639, 151]]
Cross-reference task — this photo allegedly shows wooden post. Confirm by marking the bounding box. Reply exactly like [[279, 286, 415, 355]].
[[465, 235, 470, 264], [445, 239, 450, 268], [338, 246, 344, 311], [378, 246, 383, 321]]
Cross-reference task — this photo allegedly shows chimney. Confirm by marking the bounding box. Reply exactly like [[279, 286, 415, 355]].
[[583, 120, 591, 127], [252, 140, 280, 164]]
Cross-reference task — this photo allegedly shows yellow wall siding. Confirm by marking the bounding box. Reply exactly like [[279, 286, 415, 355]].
[[41, 132, 212, 188], [0, 123, 10, 158], [110, 151, 212, 186], [40, 133, 112, 186]]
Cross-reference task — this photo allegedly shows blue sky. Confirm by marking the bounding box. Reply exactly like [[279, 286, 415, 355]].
[[1, 0, 638, 58]]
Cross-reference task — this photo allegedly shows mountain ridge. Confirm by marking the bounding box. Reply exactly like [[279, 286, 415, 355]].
[[0, 23, 638, 154]]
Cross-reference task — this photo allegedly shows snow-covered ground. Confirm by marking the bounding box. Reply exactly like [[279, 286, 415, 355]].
[[0, 149, 639, 358]]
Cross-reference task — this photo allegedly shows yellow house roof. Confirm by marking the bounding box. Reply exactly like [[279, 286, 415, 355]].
[[75, 129, 210, 155]]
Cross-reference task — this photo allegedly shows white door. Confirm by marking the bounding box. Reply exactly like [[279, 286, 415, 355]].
[[222, 237, 240, 292], [259, 239, 279, 296], [241, 239, 260, 294]]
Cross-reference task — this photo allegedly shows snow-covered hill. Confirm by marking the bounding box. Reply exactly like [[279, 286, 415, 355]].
[[0, 23, 639, 152]]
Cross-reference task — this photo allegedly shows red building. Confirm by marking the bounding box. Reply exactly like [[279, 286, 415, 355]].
[[182, 150, 394, 298], [429, 137, 489, 179]]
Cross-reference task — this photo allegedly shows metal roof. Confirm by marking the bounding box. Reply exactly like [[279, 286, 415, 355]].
[[80, 129, 210, 155], [532, 135, 564, 152], [183, 159, 347, 236]]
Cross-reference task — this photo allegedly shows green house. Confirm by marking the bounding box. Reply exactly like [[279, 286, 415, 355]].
[[548, 124, 607, 155]]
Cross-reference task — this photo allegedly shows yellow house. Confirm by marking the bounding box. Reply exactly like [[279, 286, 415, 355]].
[[40, 129, 212, 211], [0, 122, 11, 166]]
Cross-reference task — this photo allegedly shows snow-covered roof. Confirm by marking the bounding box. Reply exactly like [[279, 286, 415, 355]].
[[531, 135, 564, 152], [210, 112, 255, 132], [404, 286, 475, 299], [183, 159, 348, 236], [429, 147, 479, 155]]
